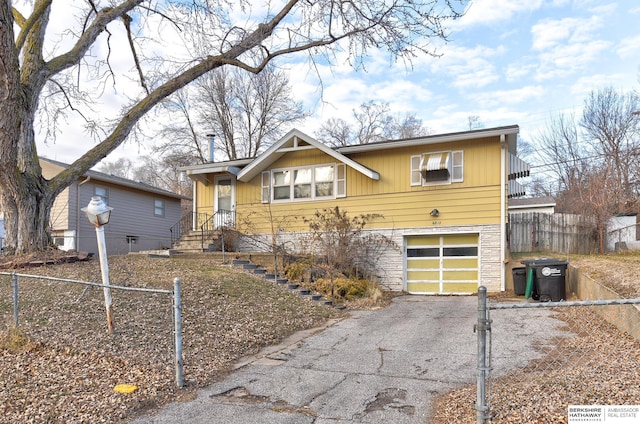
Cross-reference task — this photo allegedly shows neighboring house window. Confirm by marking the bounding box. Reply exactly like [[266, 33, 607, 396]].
[[94, 186, 109, 204], [154, 199, 165, 217], [263, 163, 346, 202], [410, 151, 464, 186]]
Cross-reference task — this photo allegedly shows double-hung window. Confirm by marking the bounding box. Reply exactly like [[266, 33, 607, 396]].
[[262, 163, 345, 203], [154, 199, 165, 217], [410, 151, 464, 186]]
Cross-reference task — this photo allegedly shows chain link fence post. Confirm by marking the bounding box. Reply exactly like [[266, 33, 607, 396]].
[[173, 277, 184, 388], [476, 286, 490, 423], [12, 273, 19, 328]]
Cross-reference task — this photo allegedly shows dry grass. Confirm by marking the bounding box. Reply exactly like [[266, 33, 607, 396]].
[[0, 253, 344, 423]]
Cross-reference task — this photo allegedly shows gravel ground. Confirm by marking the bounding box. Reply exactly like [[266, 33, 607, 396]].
[[0, 253, 345, 423]]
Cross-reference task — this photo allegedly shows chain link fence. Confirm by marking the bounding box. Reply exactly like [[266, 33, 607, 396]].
[[476, 289, 640, 423], [0, 271, 184, 387]]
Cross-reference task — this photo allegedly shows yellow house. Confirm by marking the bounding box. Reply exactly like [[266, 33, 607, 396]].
[[182, 125, 529, 294]]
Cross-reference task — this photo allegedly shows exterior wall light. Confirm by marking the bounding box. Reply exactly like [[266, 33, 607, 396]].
[[430, 208, 440, 217]]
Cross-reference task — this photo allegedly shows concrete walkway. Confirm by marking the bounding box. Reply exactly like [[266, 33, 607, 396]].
[[131, 295, 566, 423]]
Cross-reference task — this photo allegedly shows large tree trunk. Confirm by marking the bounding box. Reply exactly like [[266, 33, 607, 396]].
[[0, 0, 55, 254], [2, 175, 54, 254]]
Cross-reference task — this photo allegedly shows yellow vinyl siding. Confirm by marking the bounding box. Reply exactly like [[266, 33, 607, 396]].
[[194, 134, 505, 234], [195, 180, 215, 214]]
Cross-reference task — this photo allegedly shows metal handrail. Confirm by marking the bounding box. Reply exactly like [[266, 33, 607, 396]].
[[170, 212, 210, 248], [199, 209, 236, 251]]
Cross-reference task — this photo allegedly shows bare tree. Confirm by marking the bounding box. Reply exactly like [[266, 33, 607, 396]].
[[0, 0, 465, 254], [231, 64, 309, 158], [155, 64, 307, 162], [467, 115, 483, 130], [580, 87, 640, 212], [97, 158, 136, 180], [318, 101, 431, 146], [154, 90, 211, 164], [534, 112, 590, 196], [98, 153, 193, 199]]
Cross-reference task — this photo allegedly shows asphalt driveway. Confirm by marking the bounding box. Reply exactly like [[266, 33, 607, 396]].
[[132, 295, 566, 423]]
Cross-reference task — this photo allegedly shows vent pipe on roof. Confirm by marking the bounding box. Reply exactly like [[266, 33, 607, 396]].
[[206, 134, 215, 162]]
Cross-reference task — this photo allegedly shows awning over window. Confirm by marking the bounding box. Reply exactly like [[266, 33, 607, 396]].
[[508, 180, 526, 198], [508, 153, 530, 180], [420, 152, 451, 172]]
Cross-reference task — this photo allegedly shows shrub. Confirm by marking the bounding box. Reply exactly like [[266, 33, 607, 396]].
[[314, 277, 374, 301], [302, 206, 396, 281]]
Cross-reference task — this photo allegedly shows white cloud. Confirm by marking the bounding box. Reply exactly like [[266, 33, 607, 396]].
[[428, 44, 505, 89], [570, 74, 638, 98], [617, 35, 640, 60], [531, 15, 603, 51], [534, 39, 612, 81], [468, 85, 545, 108], [456, 0, 543, 28]]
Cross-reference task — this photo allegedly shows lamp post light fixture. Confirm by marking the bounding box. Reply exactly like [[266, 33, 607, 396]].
[[81, 196, 115, 334]]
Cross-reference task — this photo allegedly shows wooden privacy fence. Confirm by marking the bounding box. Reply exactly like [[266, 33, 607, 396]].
[[508, 212, 597, 254]]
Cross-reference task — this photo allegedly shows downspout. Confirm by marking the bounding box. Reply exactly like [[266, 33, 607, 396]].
[[500, 134, 507, 291], [77, 176, 91, 251], [192, 175, 197, 231]]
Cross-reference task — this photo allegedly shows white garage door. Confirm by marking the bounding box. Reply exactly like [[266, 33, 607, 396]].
[[406, 234, 479, 294]]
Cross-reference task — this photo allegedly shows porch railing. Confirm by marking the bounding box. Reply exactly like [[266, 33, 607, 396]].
[[199, 209, 235, 251], [169, 212, 210, 248]]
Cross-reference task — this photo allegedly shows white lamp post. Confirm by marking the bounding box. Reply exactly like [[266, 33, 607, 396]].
[[82, 196, 115, 334]]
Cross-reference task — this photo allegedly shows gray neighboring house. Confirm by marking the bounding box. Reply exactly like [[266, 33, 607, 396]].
[[41, 158, 188, 255]]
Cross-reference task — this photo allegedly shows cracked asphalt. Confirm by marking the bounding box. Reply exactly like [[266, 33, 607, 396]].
[[131, 295, 566, 423]]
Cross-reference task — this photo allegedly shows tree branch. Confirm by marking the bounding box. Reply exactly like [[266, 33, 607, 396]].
[[45, 0, 144, 77]]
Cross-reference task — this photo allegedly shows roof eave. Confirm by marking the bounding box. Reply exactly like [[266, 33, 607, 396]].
[[336, 125, 520, 154]]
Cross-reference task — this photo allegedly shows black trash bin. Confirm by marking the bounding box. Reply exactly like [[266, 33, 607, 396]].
[[521, 259, 568, 302], [512, 267, 527, 296]]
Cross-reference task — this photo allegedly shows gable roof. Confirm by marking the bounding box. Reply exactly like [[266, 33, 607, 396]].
[[235, 129, 380, 183], [40, 157, 188, 200], [180, 125, 521, 182]]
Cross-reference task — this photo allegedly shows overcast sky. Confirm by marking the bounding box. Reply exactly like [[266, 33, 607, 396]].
[[37, 0, 640, 169]]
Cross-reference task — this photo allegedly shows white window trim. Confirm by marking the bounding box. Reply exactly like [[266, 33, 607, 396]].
[[154, 199, 165, 217], [410, 155, 422, 186], [263, 163, 345, 203], [411, 150, 464, 186]]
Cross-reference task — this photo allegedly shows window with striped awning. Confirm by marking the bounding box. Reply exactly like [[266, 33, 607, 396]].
[[419, 152, 451, 183], [420, 152, 451, 172]]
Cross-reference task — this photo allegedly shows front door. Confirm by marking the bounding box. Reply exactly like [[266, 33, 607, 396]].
[[214, 176, 235, 227]]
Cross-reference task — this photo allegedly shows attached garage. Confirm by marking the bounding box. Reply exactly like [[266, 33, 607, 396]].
[[405, 233, 479, 294]]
